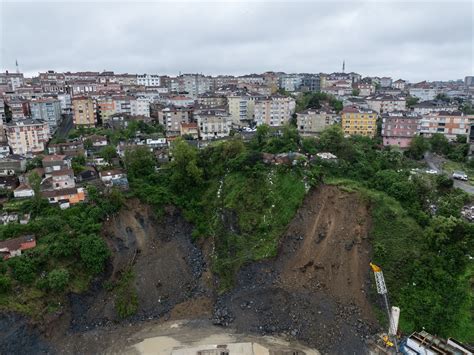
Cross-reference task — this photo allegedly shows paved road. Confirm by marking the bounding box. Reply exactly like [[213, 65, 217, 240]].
[[424, 152, 474, 194], [55, 114, 73, 140]]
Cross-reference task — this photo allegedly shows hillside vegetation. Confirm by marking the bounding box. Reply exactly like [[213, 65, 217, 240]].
[[0, 124, 472, 342]]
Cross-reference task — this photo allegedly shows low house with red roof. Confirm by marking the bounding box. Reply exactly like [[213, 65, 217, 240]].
[[0, 235, 36, 260]]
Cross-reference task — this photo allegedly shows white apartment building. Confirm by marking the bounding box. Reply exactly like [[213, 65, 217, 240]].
[[137, 74, 161, 87], [365, 95, 406, 113], [131, 97, 150, 117], [254, 95, 296, 127], [6, 119, 50, 155]]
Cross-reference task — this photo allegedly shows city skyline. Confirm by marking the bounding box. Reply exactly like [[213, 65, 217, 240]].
[[1, 0, 472, 81]]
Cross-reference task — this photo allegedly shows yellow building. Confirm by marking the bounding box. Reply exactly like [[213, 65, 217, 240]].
[[72, 96, 96, 128], [341, 106, 378, 137]]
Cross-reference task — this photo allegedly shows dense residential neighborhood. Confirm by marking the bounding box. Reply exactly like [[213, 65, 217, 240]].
[[1, 68, 474, 208]]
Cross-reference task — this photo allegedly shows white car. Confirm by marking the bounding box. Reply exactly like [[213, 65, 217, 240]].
[[453, 171, 468, 181], [425, 169, 438, 174]]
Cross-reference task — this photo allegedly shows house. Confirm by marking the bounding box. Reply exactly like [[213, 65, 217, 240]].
[[48, 141, 85, 157], [296, 108, 338, 136], [381, 111, 421, 148], [0, 155, 26, 176], [392, 79, 406, 91], [341, 106, 378, 137], [0, 175, 19, 190], [76, 166, 98, 182], [99, 169, 129, 188], [355, 82, 375, 96], [0, 235, 36, 260], [197, 92, 227, 108], [0, 212, 18, 225], [180, 122, 199, 139], [42, 187, 85, 205], [412, 100, 458, 115], [42, 154, 71, 173], [48, 168, 75, 190], [153, 105, 192, 136], [87, 135, 108, 148], [409, 82, 439, 101], [13, 183, 35, 198]]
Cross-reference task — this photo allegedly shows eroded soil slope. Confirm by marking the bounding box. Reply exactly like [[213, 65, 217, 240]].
[[214, 185, 378, 354], [69, 200, 212, 331]]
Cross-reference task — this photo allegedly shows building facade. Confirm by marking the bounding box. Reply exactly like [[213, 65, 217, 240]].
[[366, 94, 406, 113], [296, 108, 338, 136], [381, 111, 421, 148], [419, 111, 474, 141], [72, 96, 96, 127], [6, 120, 50, 155], [29, 98, 62, 134], [196, 108, 231, 140], [254, 95, 296, 127], [341, 106, 378, 137]]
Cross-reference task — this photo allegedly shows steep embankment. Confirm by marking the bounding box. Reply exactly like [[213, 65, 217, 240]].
[[68, 199, 213, 331], [214, 185, 378, 353]]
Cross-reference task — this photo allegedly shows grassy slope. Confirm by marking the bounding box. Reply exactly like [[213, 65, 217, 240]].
[[327, 177, 474, 342]]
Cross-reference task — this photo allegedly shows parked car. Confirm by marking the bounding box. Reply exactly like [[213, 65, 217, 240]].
[[452, 171, 468, 181]]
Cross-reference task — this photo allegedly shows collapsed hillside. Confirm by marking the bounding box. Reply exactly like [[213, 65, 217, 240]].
[[1, 185, 379, 353], [213, 185, 377, 353]]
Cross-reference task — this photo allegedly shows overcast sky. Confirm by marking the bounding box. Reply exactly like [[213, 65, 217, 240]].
[[0, 0, 473, 81]]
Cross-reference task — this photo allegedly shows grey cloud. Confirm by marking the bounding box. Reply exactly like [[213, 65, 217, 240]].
[[0, 0, 472, 81]]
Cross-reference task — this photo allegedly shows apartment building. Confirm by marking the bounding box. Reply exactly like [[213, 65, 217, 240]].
[[227, 91, 260, 127], [0, 72, 24, 91], [412, 100, 458, 115], [97, 97, 116, 123], [6, 99, 30, 119], [197, 92, 227, 108], [29, 98, 62, 134], [419, 111, 474, 141], [6, 120, 50, 155], [254, 95, 296, 127], [365, 94, 406, 113], [341, 106, 378, 137], [38, 71, 66, 93], [279, 74, 303, 92], [409, 82, 439, 101], [137, 74, 160, 87], [131, 97, 150, 117], [72, 96, 96, 127], [297, 108, 338, 136], [392, 79, 406, 91], [196, 108, 231, 140], [381, 111, 421, 148], [154, 105, 191, 135]]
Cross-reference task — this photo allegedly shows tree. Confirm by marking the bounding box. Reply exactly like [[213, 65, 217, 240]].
[[456, 135, 467, 144], [100, 145, 118, 164], [169, 138, 203, 189], [255, 124, 270, 147], [0, 275, 11, 293], [79, 234, 110, 274], [124, 146, 156, 180], [407, 96, 420, 108], [430, 133, 450, 155], [47, 269, 70, 291], [406, 136, 429, 160], [352, 88, 360, 96], [319, 125, 345, 154]]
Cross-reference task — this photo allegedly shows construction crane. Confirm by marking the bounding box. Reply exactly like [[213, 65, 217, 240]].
[[370, 262, 399, 351]]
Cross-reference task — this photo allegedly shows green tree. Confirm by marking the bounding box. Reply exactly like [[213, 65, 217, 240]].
[[100, 145, 118, 164], [254, 124, 270, 148], [406, 136, 429, 160], [407, 96, 420, 108], [79, 234, 110, 274], [9, 257, 37, 284], [169, 138, 203, 189], [47, 269, 70, 291], [124, 146, 156, 180], [430, 133, 450, 155], [0, 275, 11, 293], [352, 88, 360, 96], [319, 125, 345, 154]]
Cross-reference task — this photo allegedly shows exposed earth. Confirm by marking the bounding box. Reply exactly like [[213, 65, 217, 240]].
[[0, 185, 381, 354]]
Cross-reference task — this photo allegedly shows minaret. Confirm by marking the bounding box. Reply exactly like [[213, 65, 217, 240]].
[[342, 60, 345, 73], [15, 59, 19, 73]]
